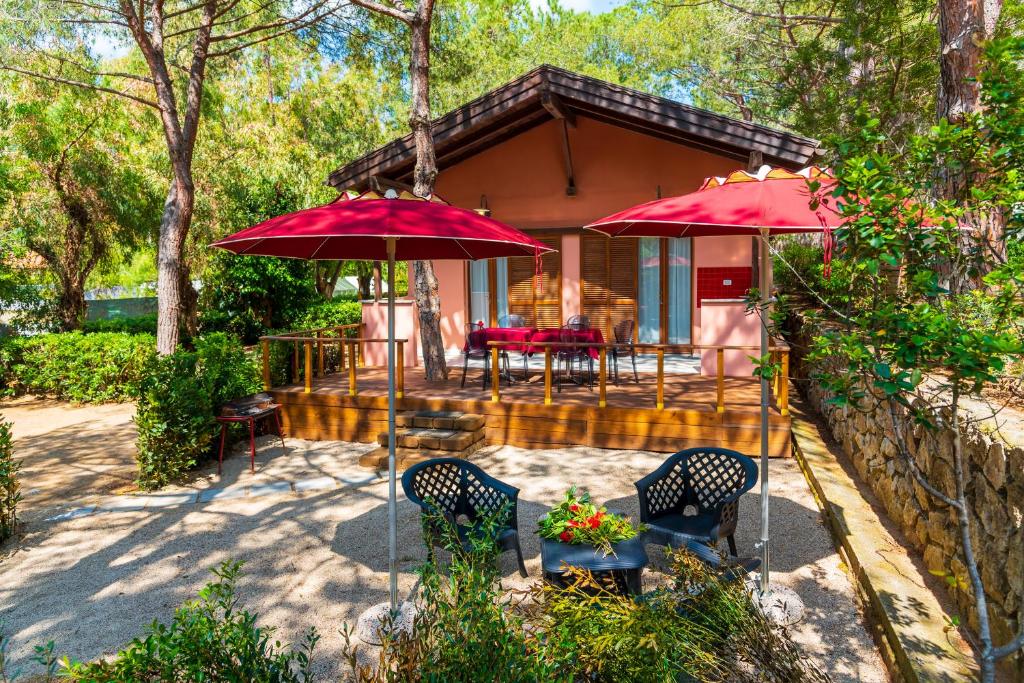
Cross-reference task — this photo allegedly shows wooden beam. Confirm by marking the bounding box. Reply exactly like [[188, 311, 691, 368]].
[[559, 119, 577, 196], [541, 90, 576, 127]]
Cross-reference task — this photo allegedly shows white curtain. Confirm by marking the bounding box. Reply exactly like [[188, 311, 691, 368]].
[[667, 238, 692, 344], [469, 259, 489, 326], [495, 258, 509, 323], [638, 238, 660, 343]]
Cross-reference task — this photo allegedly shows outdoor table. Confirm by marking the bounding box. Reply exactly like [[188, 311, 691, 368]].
[[529, 327, 604, 359], [216, 394, 287, 474], [539, 533, 649, 595], [467, 327, 536, 381]]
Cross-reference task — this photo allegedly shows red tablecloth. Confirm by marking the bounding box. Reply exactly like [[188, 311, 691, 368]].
[[528, 328, 604, 359], [465, 327, 536, 353]]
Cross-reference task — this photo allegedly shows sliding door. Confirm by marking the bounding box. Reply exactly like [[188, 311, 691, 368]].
[[468, 258, 509, 327], [637, 237, 692, 344], [581, 234, 638, 340]]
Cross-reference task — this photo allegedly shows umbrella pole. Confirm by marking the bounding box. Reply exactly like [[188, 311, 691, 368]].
[[386, 238, 398, 615], [759, 229, 771, 597]]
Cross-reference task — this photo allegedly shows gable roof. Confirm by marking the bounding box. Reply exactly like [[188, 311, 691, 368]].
[[327, 65, 821, 190]]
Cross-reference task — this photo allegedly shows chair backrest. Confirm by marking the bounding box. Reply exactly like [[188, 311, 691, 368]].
[[613, 319, 635, 345], [634, 447, 758, 521], [565, 314, 590, 330], [402, 457, 519, 527], [498, 314, 524, 328], [465, 322, 485, 351]]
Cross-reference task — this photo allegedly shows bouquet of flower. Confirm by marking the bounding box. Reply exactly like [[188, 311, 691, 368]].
[[538, 487, 645, 555]]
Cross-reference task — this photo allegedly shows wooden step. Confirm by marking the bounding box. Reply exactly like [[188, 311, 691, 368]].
[[358, 440, 485, 471], [377, 427, 485, 451], [395, 410, 485, 432]]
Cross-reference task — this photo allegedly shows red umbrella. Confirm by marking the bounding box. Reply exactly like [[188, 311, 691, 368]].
[[586, 165, 841, 603], [213, 188, 554, 617]]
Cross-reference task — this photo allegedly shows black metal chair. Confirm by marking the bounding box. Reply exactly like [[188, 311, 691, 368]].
[[556, 326, 594, 392], [635, 447, 758, 557], [565, 314, 591, 331], [460, 322, 509, 389], [497, 314, 525, 328], [401, 458, 528, 577], [611, 319, 639, 384]]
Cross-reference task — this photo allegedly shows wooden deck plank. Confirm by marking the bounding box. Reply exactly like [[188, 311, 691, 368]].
[[271, 367, 791, 456]]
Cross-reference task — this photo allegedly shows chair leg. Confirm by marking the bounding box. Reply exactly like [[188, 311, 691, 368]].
[[612, 352, 619, 385], [727, 534, 738, 557], [515, 539, 528, 578], [461, 354, 469, 388], [522, 353, 529, 382], [631, 353, 639, 383], [217, 423, 228, 475], [248, 418, 256, 473], [482, 353, 490, 390]]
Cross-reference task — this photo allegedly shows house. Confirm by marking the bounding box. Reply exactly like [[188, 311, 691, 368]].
[[328, 65, 819, 375]]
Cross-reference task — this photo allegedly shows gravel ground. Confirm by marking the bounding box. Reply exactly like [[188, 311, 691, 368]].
[[0, 400, 887, 682]]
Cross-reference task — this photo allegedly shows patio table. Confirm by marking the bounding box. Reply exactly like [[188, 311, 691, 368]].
[[529, 327, 604, 359], [467, 327, 536, 381]]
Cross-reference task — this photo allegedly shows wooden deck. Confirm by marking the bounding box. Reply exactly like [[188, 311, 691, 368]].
[[270, 366, 792, 457]]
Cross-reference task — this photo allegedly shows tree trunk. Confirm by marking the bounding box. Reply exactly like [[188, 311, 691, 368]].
[[56, 275, 88, 332], [156, 178, 194, 355], [409, 11, 447, 381], [937, 0, 1006, 272]]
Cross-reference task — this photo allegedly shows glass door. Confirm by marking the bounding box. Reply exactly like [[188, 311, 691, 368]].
[[469, 258, 509, 327], [637, 238, 660, 343], [667, 238, 691, 344]]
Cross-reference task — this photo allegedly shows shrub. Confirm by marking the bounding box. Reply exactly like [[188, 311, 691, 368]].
[[134, 351, 214, 489], [0, 418, 20, 544], [134, 333, 262, 490], [82, 314, 158, 336], [288, 299, 362, 331], [0, 332, 155, 402], [63, 560, 318, 682], [772, 240, 853, 310]]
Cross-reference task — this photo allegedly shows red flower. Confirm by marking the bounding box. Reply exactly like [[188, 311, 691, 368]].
[[559, 530, 573, 542], [568, 520, 580, 527], [569, 504, 580, 513], [587, 516, 601, 529]]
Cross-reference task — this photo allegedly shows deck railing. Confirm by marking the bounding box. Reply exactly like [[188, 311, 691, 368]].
[[259, 323, 408, 398], [485, 340, 790, 415]]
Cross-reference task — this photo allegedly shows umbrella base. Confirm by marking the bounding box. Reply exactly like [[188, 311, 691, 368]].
[[744, 576, 805, 626], [355, 601, 417, 645]]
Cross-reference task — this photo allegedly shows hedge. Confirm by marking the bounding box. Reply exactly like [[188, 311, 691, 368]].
[[0, 332, 155, 402]]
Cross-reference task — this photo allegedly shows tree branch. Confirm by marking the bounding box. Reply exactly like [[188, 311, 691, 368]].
[[208, 0, 339, 42], [206, 9, 339, 56], [0, 64, 159, 108], [346, 0, 411, 23], [990, 628, 1024, 660]]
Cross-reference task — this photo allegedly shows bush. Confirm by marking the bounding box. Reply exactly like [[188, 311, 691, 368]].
[[0, 418, 19, 544], [82, 314, 158, 335], [772, 240, 853, 310], [63, 560, 318, 682], [288, 299, 362, 331], [134, 333, 262, 490], [0, 332, 155, 402]]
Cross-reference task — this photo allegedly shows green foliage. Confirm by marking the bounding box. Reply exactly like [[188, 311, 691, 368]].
[[0, 418, 20, 543], [63, 560, 319, 682], [134, 334, 261, 490], [288, 299, 363, 332], [773, 241, 854, 310], [198, 251, 317, 344], [82, 314, 158, 335], [538, 486, 645, 554], [0, 332, 155, 402]]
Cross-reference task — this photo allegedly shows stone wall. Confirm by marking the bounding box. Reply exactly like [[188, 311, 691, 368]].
[[785, 312, 1024, 674]]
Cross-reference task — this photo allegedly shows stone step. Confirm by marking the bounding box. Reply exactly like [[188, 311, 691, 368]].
[[395, 410, 485, 432], [377, 427, 485, 451], [358, 440, 484, 471]]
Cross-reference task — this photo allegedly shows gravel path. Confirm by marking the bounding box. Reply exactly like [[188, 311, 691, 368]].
[[0, 400, 887, 681]]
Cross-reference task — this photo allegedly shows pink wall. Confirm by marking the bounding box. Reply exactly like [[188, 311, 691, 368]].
[[692, 235, 759, 376], [561, 234, 581, 322], [433, 259, 467, 358], [361, 299, 420, 367]]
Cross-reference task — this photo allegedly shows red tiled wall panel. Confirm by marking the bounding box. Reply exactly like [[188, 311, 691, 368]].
[[696, 266, 753, 307]]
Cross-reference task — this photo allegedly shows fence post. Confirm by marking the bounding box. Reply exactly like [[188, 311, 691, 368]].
[[544, 347, 552, 406], [348, 342, 358, 396], [780, 350, 790, 416], [656, 348, 665, 410], [716, 347, 725, 414], [598, 347, 607, 409], [491, 347, 500, 403], [304, 341, 313, 393], [292, 340, 299, 383], [260, 339, 270, 391], [317, 331, 324, 377], [396, 340, 405, 399], [338, 337, 345, 372]]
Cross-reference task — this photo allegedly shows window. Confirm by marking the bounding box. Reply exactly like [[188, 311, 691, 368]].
[[468, 258, 509, 327], [637, 237, 692, 344], [507, 235, 561, 328]]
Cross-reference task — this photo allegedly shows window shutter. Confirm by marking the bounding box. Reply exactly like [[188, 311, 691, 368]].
[[507, 235, 561, 328], [581, 234, 637, 339]]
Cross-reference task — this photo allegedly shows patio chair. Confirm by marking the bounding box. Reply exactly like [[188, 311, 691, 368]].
[[565, 314, 591, 331], [611, 319, 639, 384], [556, 326, 594, 392], [497, 314, 525, 328], [635, 447, 758, 557], [461, 322, 510, 389], [401, 458, 528, 577]]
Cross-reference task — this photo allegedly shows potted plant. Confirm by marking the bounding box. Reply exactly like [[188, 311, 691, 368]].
[[538, 487, 645, 556]]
